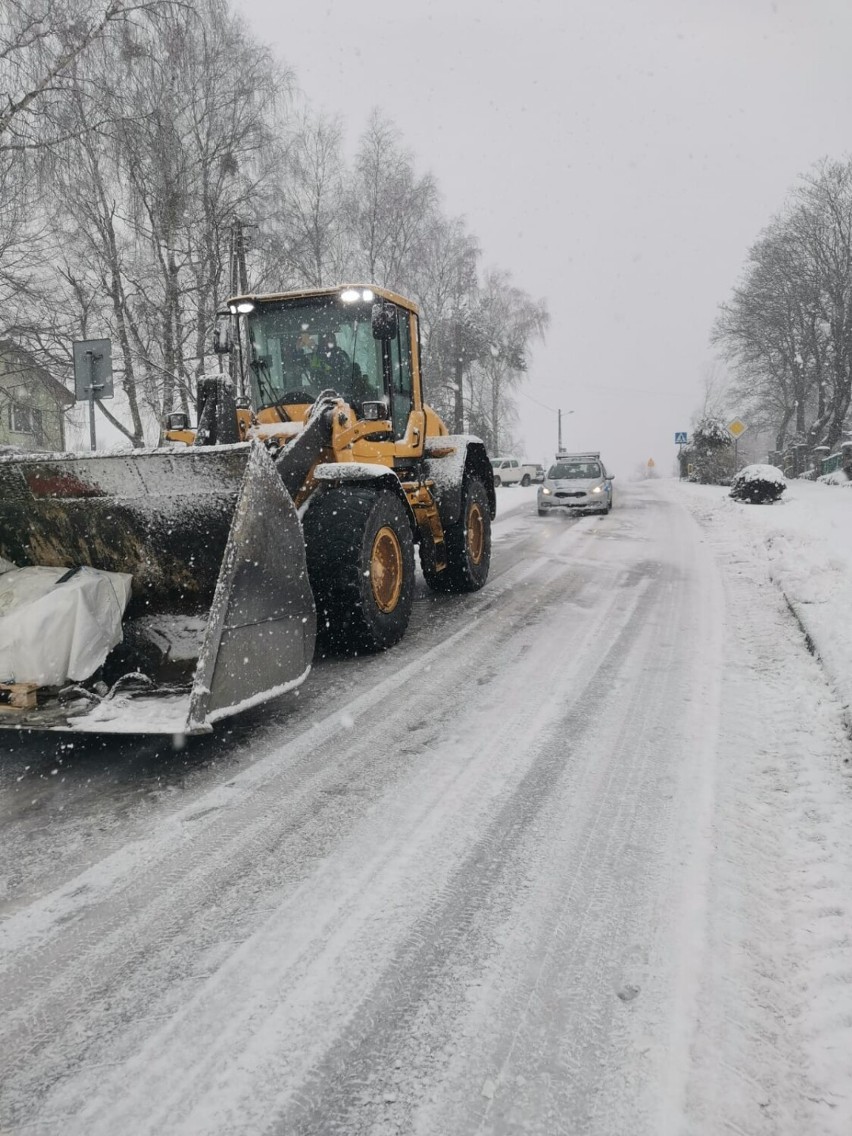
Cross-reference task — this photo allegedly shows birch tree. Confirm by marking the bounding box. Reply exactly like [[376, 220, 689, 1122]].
[[346, 110, 439, 291]]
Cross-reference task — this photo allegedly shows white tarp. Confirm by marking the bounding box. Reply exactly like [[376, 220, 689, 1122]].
[[0, 565, 132, 686]]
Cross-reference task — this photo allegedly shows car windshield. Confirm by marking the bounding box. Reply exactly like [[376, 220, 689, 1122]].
[[244, 297, 385, 409], [548, 462, 602, 479]]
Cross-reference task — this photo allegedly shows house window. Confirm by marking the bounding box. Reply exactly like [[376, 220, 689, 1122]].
[[9, 404, 42, 434]]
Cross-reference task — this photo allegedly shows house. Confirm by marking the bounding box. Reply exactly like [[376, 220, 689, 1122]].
[[0, 341, 75, 452]]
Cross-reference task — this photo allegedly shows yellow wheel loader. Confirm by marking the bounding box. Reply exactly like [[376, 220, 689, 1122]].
[[0, 285, 495, 734]]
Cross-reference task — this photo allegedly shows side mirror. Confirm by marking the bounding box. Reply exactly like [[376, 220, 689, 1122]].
[[361, 400, 389, 421], [371, 301, 398, 341], [213, 313, 232, 354]]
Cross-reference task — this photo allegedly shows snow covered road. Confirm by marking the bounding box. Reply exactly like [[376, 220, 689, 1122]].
[[2, 481, 852, 1135]]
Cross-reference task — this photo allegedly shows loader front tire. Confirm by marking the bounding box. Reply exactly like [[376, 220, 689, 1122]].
[[421, 476, 491, 594], [304, 486, 415, 656]]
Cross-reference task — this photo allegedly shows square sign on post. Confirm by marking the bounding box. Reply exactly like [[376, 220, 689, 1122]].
[[674, 431, 688, 445], [73, 338, 113, 451], [73, 338, 113, 401]]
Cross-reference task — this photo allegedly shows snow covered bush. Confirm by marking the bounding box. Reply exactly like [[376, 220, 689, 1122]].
[[729, 464, 787, 504], [818, 469, 852, 487]]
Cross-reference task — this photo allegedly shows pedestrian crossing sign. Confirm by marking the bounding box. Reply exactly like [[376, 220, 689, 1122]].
[[675, 431, 687, 445]]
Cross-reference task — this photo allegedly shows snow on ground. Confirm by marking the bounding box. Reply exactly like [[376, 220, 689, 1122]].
[[3, 476, 852, 1135], [669, 475, 852, 722], [655, 475, 852, 1136]]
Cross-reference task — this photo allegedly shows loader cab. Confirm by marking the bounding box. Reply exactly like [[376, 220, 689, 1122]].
[[226, 285, 426, 460], [235, 294, 381, 414]]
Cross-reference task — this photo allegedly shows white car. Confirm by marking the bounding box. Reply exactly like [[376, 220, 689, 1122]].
[[490, 457, 537, 487], [537, 455, 614, 516]]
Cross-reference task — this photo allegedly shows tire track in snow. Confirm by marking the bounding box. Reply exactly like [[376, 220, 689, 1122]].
[[0, 515, 627, 1133]]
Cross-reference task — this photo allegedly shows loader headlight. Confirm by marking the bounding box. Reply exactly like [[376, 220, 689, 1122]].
[[340, 287, 376, 303], [228, 300, 255, 314]]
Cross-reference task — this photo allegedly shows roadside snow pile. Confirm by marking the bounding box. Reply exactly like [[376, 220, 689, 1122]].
[[818, 468, 852, 487], [674, 477, 852, 717], [729, 464, 786, 504]]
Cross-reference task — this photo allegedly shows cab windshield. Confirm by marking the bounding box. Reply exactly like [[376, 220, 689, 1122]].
[[549, 462, 602, 479], [244, 297, 384, 409]]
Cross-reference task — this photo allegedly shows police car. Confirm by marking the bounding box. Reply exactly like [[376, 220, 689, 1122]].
[[537, 451, 614, 516]]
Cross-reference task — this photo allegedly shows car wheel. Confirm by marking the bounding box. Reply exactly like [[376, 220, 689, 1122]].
[[493, 475, 502, 487], [521, 474, 531, 487], [537, 508, 547, 517]]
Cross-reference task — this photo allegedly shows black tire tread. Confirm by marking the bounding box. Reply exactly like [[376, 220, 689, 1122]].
[[421, 476, 491, 594], [304, 486, 415, 655]]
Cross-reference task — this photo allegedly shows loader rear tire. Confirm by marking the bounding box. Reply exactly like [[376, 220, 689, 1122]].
[[421, 476, 491, 594], [304, 486, 415, 656]]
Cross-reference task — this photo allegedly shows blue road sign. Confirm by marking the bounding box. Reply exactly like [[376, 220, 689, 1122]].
[[674, 431, 688, 445]]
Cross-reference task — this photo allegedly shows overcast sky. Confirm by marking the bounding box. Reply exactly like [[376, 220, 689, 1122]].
[[239, 0, 852, 476]]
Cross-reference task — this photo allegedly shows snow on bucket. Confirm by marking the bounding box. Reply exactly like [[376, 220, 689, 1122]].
[[0, 442, 316, 733]]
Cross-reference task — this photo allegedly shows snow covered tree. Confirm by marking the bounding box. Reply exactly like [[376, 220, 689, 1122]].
[[715, 158, 852, 454], [684, 417, 733, 484]]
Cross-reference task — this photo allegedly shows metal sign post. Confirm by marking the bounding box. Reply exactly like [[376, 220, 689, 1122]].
[[727, 418, 748, 475], [675, 432, 688, 478], [72, 339, 114, 451]]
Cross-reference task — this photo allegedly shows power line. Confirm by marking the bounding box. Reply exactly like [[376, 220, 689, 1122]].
[[518, 389, 559, 412]]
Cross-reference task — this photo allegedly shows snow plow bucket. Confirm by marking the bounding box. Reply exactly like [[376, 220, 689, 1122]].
[[0, 442, 316, 734]]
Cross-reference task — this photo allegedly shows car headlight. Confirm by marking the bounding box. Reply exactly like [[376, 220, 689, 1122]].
[[540, 486, 551, 495], [591, 485, 603, 494]]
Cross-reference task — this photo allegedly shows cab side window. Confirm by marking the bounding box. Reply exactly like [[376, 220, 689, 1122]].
[[389, 309, 413, 439]]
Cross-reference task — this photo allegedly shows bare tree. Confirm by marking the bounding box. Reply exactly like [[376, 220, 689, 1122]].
[[469, 268, 549, 453], [345, 110, 439, 291], [415, 213, 480, 430], [715, 157, 852, 453], [260, 109, 347, 289], [25, 0, 290, 444], [0, 0, 173, 148]]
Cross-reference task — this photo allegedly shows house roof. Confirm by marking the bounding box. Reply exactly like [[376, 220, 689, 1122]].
[[0, 340, 76, 407]]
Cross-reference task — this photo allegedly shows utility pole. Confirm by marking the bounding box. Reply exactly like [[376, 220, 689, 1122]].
[[558, 408, 562, 453], [229, 217, 249, 397], [453, 320, 464, 433]]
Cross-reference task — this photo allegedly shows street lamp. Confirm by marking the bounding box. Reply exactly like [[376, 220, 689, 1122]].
[[557, 408, 574, 453]]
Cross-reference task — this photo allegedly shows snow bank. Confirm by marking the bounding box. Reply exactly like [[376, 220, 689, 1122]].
[[673, 477, 852, 717]]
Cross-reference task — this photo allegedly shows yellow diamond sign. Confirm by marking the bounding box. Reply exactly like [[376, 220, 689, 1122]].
[[727, 418, 747, 439]]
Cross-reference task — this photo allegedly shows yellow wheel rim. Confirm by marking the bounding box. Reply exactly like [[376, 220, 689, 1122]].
[[371, 526, 403, 613], [467, 502, 485, 565]]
